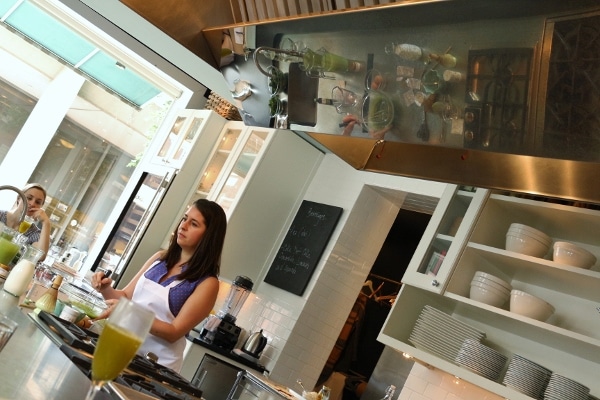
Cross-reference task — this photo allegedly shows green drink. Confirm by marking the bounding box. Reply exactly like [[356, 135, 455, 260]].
[[92, 322, 143, 381], [322, 52, 349, 72], [302, 49, 324, 73], [0, 237, 20, 265]]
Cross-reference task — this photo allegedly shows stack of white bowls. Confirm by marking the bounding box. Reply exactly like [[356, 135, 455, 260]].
[[470, 271, 512, 308], [505, 223, 552, 258]]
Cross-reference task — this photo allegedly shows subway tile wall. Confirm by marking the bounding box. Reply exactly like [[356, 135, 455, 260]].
[[227, 154, 448, 391], [398, 363, 504, 400]]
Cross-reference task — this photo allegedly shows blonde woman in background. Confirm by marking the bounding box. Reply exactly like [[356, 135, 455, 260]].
[[0, 183, 51, 259]]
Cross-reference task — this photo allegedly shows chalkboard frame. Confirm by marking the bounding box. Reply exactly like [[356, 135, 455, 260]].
[[264, 200, 343, 296]]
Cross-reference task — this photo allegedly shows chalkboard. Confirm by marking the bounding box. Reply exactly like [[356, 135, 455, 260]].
[[264, 200, 343, 296]]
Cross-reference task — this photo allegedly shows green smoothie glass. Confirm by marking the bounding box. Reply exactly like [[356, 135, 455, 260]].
[[0, 226, 21, 266]]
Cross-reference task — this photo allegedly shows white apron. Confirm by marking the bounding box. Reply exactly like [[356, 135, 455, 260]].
[[132, 272, 186, 373]]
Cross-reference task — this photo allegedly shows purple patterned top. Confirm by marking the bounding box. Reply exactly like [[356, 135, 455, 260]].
[[144, 259, 211, 316]]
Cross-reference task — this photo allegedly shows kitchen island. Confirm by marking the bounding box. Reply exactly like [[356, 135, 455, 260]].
[[0, 289, 111, 400]]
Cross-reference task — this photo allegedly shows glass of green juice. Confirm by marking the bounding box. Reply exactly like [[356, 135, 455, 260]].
[[0, 227, 21, 266], [84, 298, 154, 400]]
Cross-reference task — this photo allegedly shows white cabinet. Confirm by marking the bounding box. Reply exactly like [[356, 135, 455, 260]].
[[152, 109, 213, 169], [402, 185, 488, 293], [122, 117, 324, 285], [379, 190, 600, 398]]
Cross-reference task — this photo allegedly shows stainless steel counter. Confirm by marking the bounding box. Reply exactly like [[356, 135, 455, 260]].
[[0, 289, 111, 400]]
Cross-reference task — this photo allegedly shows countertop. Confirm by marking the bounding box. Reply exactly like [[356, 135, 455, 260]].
[[185, 329, 267, 373], [0, 288, 112, 400]]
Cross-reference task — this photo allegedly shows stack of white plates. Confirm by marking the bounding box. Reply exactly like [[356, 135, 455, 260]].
[[408, 305, 486, 364], [503, 354, 551, 399], [455, 338, 507, 382], [544, 373, 590, 400]]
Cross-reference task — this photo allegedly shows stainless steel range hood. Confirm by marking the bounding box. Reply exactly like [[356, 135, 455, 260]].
[[293, 6, 600, 206], [304, 133, 600, 204]]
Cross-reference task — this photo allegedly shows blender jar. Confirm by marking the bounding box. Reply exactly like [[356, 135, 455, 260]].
[[218, 275, 253, 322]]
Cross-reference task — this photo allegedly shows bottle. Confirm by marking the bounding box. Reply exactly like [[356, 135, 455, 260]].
[[318, 385, 331, 400], [3, 245, 45, 297], [380, 385, 396, 400], [35, 275, 63, 313]]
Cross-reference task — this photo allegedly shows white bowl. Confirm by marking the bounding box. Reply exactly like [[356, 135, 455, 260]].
[[553, 241, 596, 269], [473, 271, 512, 291], [507, 229, 552, 247], [505, 233, 550, 258], [510, 290, 554, 321], [470, 284, 509, 307], [471, 276, 511, 294], [470, 280, 511, 297], [508, 223, 552, 245]]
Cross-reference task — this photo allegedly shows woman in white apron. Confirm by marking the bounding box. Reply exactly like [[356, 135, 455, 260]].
[[92, 199, 227, 372]]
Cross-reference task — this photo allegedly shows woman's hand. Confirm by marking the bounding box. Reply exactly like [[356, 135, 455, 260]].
[[93, 298, 118, 321], [91, 270, 113, 291], [341, 114, 360, 136]]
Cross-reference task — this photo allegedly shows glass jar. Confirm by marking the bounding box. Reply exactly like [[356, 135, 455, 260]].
[[3, 245, 45, 297]]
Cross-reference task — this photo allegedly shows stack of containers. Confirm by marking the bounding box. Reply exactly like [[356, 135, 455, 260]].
[[505, 223, 552, 258], [470, 271, 512, 308]]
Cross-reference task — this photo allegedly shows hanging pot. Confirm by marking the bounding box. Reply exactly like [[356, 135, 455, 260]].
[[241, 329, 267, 358]]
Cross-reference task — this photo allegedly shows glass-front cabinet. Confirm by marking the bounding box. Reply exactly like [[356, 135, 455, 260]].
[[194, 122, 245, 200], [187, 123, 274, 218], [213, 127, 272, 216], [402, 185, 488, 293], [152, 109, 211, 169]]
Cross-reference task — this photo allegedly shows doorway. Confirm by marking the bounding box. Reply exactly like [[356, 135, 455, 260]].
[[317, 208, 431, 399]]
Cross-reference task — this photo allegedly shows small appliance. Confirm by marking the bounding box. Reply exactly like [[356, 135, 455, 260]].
[[241, 329, 267, 358], [200, 275, 253, 350]]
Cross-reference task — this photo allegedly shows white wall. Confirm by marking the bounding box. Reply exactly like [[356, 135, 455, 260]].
[[399, 363, 504, 400], [233, 153, 448, 390]]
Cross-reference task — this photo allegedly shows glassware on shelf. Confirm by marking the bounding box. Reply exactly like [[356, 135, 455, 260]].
[[266, 66, 287, 95], [331, 86, 359, 114], [421, 69, 445, 94], [299, 48, 363, 79], [361, 90, 395, 132], [432, 95, 459, 121], [385, 42, 425, 62], [430, 52, 457, 68]]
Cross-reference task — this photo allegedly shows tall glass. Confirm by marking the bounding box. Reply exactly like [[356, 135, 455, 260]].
[[84, 298, 154, 400], [0, 226, 20, 266]]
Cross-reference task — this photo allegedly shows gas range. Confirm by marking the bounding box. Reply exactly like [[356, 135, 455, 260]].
[[31, 311, 203, 400]]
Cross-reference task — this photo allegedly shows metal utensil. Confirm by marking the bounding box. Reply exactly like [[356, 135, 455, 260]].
[[297, 379, 306, 393]]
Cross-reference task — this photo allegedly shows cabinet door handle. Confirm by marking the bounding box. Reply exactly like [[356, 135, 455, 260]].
[[431, 279, 440, 287]]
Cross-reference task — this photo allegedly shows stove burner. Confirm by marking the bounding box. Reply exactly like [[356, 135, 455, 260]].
[[38, 310, 97, 354], [37, 311, 202, 400]]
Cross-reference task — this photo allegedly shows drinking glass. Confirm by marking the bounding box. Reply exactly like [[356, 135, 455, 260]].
[[84, 298, 154, 400], [0, 313, 18, 353], [331, 86, 359, 114], [18, 216, 35, 234]]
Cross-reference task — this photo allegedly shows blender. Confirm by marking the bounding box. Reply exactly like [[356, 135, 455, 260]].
[[200, 275, 253, 350]]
